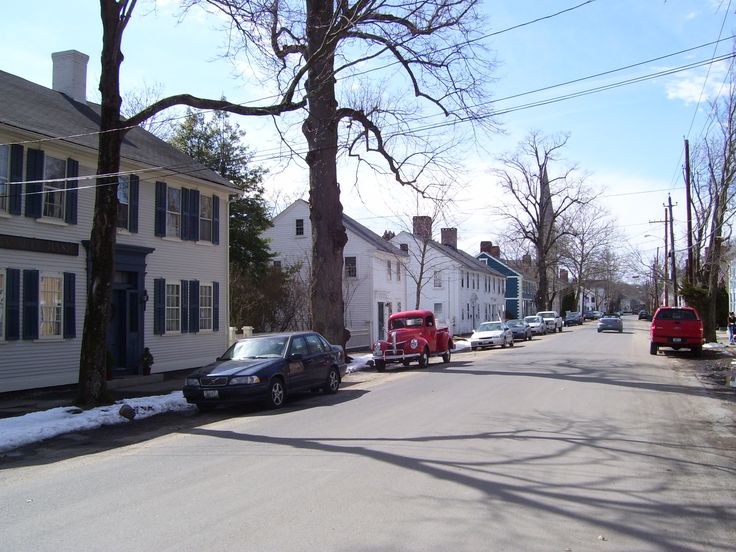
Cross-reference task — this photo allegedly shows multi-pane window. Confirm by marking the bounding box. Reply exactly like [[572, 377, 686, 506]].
[[433, 270, 442, 288], [345, 256, 357, 278], [295, 218, 304, 236], [199, 195, 213, 242], [165, 282, 181, 332], [0, 145, 8, 213], [387, 260, 392, 281], [40, 274, 63, 337], [396, 263, 401, 281], [43, 156, 66, 219], [434, 303, 443, 319], [117, 176, 129, 229], [166, 187, 181, 237], [199, 284, 213, 331], [0, 270, 5, 338], [273, 260, 282, 269]]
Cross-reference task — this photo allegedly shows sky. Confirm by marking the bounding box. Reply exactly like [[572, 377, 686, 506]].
[[1, 0, 734, 267]]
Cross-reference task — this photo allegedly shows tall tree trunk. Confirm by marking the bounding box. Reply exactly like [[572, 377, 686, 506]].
[[77, 0, 128, 406], [303, 0, 347, 349]]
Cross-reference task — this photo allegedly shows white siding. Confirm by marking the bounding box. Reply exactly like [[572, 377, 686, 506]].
[[0, 131, 231, 392]]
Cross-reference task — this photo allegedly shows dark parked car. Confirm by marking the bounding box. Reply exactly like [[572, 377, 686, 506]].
[[506, 319, 532, 341], [183, 332, 347, 411], [564, 311, 583, 326], [650, 306, 704, 356], [597, 314, 623, 333], [638, 310, 651, 320]]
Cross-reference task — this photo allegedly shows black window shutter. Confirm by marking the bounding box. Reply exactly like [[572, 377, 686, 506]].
[[22, 269, 39, 340], [189, 279, 199, 333], [212, 281, 219, 332], [5, 268, 20, 340], [212, 195, 220, 245], [25, 149, 44, 218], [154, 181, 166, 237], [9, 144, 23, 215], [65, 158, 78, 225], [129, 175, 139, 233], [191, 190, 200, 242], [63, 272, 76, 338], [180, 280, 189, 333], [180, 188, 190, 240], [153, 278, 165, 335]]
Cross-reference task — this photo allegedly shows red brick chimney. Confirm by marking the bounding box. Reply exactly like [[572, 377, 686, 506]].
[[412, 216, 432, 241], [480, 241, 494, 254], [441, 227, 457, 249], [490, 245, 501, 258]]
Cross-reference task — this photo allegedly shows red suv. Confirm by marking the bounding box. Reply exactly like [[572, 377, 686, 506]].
[[649, 306, 704, 356]]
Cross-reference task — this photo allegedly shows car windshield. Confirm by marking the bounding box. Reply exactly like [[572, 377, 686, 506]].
[[223, 336, 288, 360], [507, 320, 522, 327], [478, 322, 503, 332], [390, 317, 423, 329], [538, 312, 555, 317], [524, 317, 539, 323]]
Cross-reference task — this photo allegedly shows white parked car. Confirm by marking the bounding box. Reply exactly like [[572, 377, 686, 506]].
[[470, 321, 514, 351], [536, 311, 563, 333], [524, 315, 547, 335]]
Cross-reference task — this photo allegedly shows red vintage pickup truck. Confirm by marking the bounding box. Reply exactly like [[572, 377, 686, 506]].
[[372, 310, 453, 372]]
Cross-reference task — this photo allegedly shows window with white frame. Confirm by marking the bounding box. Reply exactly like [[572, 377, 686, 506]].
[[295, 218, 304, 236], [434, 270, 442, 288], [43, 156, 66, 220], [0, 269, 5, 338], [199, 195, 213, 242], [39, 274, 63, 337], [166, 187, 181, 237], [397, 301, 402, 312], [345, 256, 357, 278], [199, 283, 213, 331], [0, 145, 9, 213], [117, 175, 129, 229], [396, 263, 401, 281], [387, 260, 392, 281], [434, 303, 443, 319], [165, 282, 181, 332]]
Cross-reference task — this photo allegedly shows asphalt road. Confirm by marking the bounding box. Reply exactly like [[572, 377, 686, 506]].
[[2, 318, 735, 551]]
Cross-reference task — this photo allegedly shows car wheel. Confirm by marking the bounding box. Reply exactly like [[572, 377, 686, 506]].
[[597, 329, 602, 333], [528, 334, 532, 341], [442, 348, 451, 363], [265, 377, 286, 409], [557, 325, 562, 333], [418, 348, 430, 368], [402, 360, 411, 367], [323, 367, 340, 394], [195, 403, 216, 413], [649, 342, 658, 355], [471, 346, 477, 351], [509, 337, 515, 347], [618, 328, 623, 333], [501, 339, 507, 349], [375, 359, 386, 372]]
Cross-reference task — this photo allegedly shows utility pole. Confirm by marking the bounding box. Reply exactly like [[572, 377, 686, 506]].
[[667, 194, 678, 306], [684, 139, 694, 286]]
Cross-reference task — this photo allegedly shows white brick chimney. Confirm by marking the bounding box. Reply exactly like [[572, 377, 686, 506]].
[[52, 50, 89, 103]]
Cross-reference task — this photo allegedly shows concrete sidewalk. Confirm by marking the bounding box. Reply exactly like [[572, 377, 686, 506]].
[[0, 371, 189, 420]]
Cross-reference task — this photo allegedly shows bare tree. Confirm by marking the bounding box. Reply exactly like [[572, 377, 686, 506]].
[[684, 63, 736, 340], [558, 203, 617, 310], [185, 0, 495, 351], [493, 130, 595, 311]]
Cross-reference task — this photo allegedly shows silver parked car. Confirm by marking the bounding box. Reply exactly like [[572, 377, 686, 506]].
[[470, 321, 514, 350], [524, 315, 547, 335]]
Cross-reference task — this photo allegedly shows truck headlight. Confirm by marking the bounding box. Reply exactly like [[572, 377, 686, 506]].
[[410, 338, 418, 349], [185, 377, 200, 387], [374, 343, 382, 355]]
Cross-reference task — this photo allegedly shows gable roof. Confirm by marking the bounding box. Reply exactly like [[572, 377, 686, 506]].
[[0, 69, 233, 189], [476, 251, 523, 278], [272, 199, 407, 256], [429, 240, 505, 278]]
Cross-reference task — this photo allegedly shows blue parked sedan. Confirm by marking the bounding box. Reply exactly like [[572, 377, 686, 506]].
[[183, 332, 347, 411], [597, 315, 623, 333]]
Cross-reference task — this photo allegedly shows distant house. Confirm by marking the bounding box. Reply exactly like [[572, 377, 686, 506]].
[[392, 218, 507, 335], [476, 242, 538, 319], [0, 50, 233, 393], [262, 199, 408, 348]]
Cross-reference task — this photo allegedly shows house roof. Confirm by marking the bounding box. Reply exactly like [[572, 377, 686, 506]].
[[274, 199, 407, 257], [429, 241, 505, 278], [0, 69, 233, 189], [477, 251, 523, 278]]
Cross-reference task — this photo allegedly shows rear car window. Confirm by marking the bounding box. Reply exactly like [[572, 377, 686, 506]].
[[654, 308, 698, 321]]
